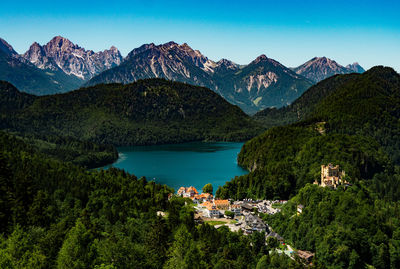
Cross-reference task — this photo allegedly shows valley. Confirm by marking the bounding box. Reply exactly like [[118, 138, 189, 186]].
[[0, 34, 399, 269]]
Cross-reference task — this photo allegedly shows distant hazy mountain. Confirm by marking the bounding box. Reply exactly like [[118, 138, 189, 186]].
[[293, 57, 364, 83], [87, 42, 313, 113], [346, 62, 365, 73], [0, 38, 82, 95], [23, 36, 123, 80]]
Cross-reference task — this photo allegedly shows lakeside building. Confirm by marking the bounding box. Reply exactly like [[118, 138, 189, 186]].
[[177, 186, 199, 198], [177, 186, 214, 204]]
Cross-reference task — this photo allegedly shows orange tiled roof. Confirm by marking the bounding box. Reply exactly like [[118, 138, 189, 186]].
[[202, 201, 217, 211], [177, 187, 186, 193], [200, 193, 213, 198], [187, 186, 199, 194], [214, 199, 229, 206]]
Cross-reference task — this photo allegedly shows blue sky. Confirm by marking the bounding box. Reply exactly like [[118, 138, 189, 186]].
[[1, 0, 399, 71]]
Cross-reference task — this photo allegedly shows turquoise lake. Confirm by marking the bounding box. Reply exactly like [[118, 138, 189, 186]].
[[103, 142, 248, 193]]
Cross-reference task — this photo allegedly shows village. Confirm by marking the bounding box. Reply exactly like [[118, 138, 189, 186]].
[[173, 163, 348, 264]]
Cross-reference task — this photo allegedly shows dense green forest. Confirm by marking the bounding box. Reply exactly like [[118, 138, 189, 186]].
[[0, 130, 299, 268], [264, 184, 400, 268], [0, 79, 261, 147], [5, 132, 118, 169], [217, 66, 400, 200], [253, 73, 358, 128], [215, 66, 400, 267]]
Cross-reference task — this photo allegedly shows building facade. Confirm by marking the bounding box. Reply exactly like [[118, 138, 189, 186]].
[[315, 163, 348, 188]]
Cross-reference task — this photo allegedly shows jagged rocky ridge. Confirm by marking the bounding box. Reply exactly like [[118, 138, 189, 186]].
[[0, 38, 82, 95], [23, 36, 123, 80], [87, 41, 314, 113], [1, 37, 365, 113]]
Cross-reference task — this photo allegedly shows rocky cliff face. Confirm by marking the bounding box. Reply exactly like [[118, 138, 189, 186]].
[[293, 57, 364, 83], [23, 36, 123, 80]]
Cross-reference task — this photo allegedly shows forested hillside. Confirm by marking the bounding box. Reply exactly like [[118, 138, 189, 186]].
[[0, 79, 261, 146], [215, 66, 400, 268], [217, 66, 400, 199], [265, 184, 400, 268]]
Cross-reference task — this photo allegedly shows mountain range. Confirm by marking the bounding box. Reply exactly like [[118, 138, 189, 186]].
[[0, 36, 364, 113], [86, 42, 314, 113]]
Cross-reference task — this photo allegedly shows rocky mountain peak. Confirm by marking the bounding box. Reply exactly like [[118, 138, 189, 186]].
[[253, 54, 268, 63], [162, 41, 179, 49], [215, 58, 239, 72], [109, 46, 119, 52], [22, 41, 53, 69], [23, 36, 123, 80], [294, 56, 363, 82], [125, 43, 156, 60], [0, 38, 18, 56], [217, 58, 236, 66], [346, 62, 365, 73], [46, 36, 77, 52]]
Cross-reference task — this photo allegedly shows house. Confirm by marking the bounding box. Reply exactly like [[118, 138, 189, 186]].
[[202, 201, 220, 218], [177, 186, 199, 198], [230, 204, 242, 215], [177, 187, 186, 197], [214, 199, 230, 210], [187, 186, 199, 197], [267, 231, 284, 243], [191, 196, 201, 205], [245, 214, 268, 233], [296, 250, 314, 264], [199, 193, 213, 202], [241, 203, 254, 212], [297, 204, 304, 215]]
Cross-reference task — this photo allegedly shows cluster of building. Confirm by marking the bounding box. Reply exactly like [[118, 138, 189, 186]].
[[177, 186, 213, 203], [176, 186, 315, 264], [314, 163, 349, 188]]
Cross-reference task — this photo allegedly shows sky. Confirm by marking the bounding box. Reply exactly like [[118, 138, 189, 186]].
[[1, 0, 399, 71]]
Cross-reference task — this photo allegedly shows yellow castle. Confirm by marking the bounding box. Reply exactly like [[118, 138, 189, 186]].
[[314, 163, 348, 188]]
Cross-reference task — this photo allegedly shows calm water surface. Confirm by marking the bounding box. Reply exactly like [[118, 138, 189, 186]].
[[103, 142, 248, 193]]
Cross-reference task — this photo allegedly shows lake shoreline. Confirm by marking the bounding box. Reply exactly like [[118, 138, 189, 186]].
[[100, 141, 248, 193]]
